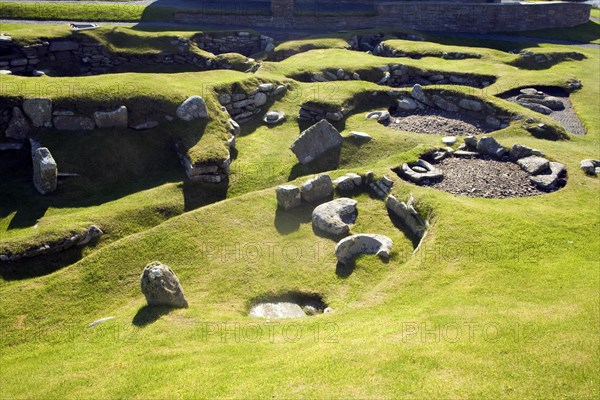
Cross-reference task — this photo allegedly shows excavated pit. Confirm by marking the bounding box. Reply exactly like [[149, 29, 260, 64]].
[[248, 292, 329, 318], [396, 154, 567, 199], [387, 107, 497, 136], [498, 86, 585, 135]]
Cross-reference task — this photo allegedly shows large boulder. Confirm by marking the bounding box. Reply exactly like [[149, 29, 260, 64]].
[[476, 136, 506, 158], [458, 98, 484, 112], [22, 98, 53, 128], [176, 96, 209, 121], [312, 198, 358, 237], [94, 106, 128, 128], [140, 262, 188, 308], [5, 107, 30, 140], [290, 119, 343, 165], [300, 174, 334, 203], [385, 194, 427, 239], [276, 185, 301, 210], [32, 147, 57, 194], [335, 234, 393, 265]]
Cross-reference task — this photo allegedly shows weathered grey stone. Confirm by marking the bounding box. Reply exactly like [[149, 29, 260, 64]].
[[518, 102, 552, 115], [442, 136, 457, 146], [454, 150, 479, 158], [400, 159, 443, 183], [530, 162, 566, 190], [386, 194, 427, 239], [261, 110, 285, 125], [77, 225, 104, 246], [140, 261, 188, 308], [509, 143, 533, 161], [365, 110, 390, 122], [396, 97, 418, 111], [33, 147, 57, 195], [259, 83, 274, 92], [325, 111, 344, 122], [218, 93, 232, 105], [249, 302, 306, 318], [333, 173, 361, 192], [411, 84, 434, 107], [253, 92, 268, 107], [348, 131, 372, 141], [525, 96, 565, 111], [176, 96, 209, 121], [485, 115, 501, 129], [517, 156, 550, 175], [431, 95, 459, 112], [290, 120, 343, 165], [476, 136, 506, 158], [53, 115, 95, 131], [300, 174, 334, 203], [580, 159, 599, 175], [5, 107, 30, 139], [335, 234, 393, 264], [274, 85, 287, 96], [276, 185, 301, 210], [94, 106, 128, 128], [87, 317, 114, 329], [22, 98, 52, 127], [464, 135, 478, 150], [458, 98, 484, 112], [312, 198, 357, 236]]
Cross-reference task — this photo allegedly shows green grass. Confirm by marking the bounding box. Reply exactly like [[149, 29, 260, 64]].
[[0, 24, 599, 399], [0, 2, 176, 22]]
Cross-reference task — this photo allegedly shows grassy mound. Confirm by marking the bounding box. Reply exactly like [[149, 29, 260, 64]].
[[0, 23, 598, 399]]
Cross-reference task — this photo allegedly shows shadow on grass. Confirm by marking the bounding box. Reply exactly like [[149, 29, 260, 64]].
[[0, 245, 85, 280], [274, 202, 313, 234], [132, 305, 174, 327], [288, 146, 341, 181]]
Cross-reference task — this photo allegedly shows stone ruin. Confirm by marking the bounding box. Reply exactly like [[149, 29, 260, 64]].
[[397, 137, 568, 198], [0, 31, 274, 77]]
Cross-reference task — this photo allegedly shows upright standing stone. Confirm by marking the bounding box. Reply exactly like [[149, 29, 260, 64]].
[[32, 147, 57, 194], [140, 262, 188, 308], [290, 120, 343, 165]]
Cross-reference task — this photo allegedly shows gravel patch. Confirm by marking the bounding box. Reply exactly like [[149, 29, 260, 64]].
[[499, 86, 585, 135], [387, 108, 494, 136], [404, 156, 554, 199]]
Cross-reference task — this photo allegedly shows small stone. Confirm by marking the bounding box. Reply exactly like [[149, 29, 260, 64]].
[[348, 131, 372, 141], [276, 185, 301, 210], [477, 136, 506, 159], [442, 136, 457, 146], [517, 156, 550, 175], [176, 96, 209, 121], [263, 110, 285, 125], [94, 106, 128, 128], [300, 174, 334, 203]]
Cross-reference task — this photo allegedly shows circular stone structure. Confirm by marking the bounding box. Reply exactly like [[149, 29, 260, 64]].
[[397, 155, 566, 199]]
